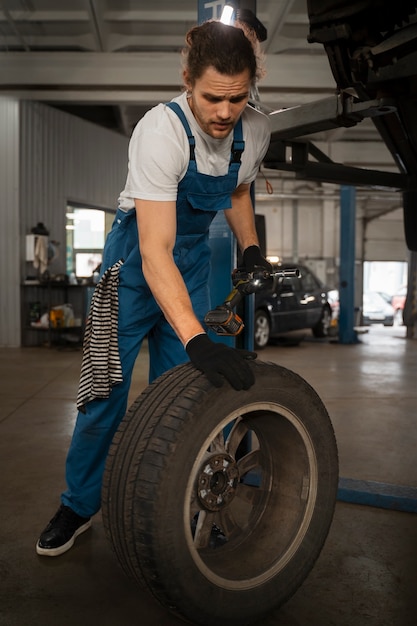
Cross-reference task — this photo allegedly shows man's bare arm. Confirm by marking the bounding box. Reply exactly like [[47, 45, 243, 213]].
[[224, 183, 259, 253], [135, 198, 204, 345]]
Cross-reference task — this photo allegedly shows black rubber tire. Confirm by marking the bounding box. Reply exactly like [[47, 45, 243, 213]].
[[253, 309, 271, 349], [312, 305, 331, 338], [102, 361, 339, 626]]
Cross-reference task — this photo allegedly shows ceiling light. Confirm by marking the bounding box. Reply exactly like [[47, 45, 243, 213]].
[[220, 4, 234, 25]]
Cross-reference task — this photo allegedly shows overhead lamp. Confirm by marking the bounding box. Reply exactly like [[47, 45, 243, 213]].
[[220, 4, 234, 25]]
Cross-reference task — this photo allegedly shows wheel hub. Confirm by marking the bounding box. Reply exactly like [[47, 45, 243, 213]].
[[197, 453, 239, 511]]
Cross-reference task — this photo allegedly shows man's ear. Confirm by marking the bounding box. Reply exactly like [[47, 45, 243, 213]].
[[183, 69, 192, 92]]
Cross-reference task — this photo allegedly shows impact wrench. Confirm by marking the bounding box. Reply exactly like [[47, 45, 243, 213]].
[[204, 267, 299, 336]]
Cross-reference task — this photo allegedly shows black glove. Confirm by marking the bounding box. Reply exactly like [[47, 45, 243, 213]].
[[186, 334, 256, 390], [243, 245, 272, 273]]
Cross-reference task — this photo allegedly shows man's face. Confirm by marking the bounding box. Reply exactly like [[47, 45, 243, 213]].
[[185, 66, 251, 139]]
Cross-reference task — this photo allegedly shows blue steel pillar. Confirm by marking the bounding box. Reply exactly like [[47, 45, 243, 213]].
[[199, 0, 260, 353], [198, 1, 239, 347], [197, 1, 258, 351], [339, 185, 358, 344]]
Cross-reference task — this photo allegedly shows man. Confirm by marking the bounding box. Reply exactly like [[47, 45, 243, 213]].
[[36, 19, 271, 556]]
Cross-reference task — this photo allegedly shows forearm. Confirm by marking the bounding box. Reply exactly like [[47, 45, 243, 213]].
[[135, 198, 205, 345], [141, 251, 205, 345], [224, 183, 259, 252]]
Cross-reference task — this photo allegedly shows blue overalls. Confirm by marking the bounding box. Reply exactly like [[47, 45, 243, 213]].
[[62, 102, 245, 517]]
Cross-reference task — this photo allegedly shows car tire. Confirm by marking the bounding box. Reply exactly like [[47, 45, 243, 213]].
[[312, 306, 331, 338], [102, 361, 339, 626], [254, 309, 270, 349]]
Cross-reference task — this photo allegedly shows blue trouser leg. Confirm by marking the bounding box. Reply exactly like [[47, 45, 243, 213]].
[[148, 316, 189, 382], [62, 212, 156, 517], [62, 318, 190, 517], [62, 324, 146, 517]]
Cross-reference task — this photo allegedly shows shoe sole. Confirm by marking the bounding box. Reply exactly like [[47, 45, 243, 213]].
[[36, 519, 92, 557]]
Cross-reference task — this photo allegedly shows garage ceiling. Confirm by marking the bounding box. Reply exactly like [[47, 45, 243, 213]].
[[0, 0, 415, 220], [0, 0, 377, 137]]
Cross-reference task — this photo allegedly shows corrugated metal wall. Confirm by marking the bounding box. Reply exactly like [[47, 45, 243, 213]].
[[19, 101, 129, 277], [0, 98, 20, 347], [1, 100, 129, 347]]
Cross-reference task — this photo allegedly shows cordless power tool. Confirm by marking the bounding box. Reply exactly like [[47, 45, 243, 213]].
[[204, 267, 299, 336]]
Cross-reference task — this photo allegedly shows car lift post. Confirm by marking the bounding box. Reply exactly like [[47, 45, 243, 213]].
[[198, 0, 260, 351], [339, 185, 358, 344], [197, 0, 238, 348]]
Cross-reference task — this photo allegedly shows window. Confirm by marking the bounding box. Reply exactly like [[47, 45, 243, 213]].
[[300, 269, 320, 292], [66, 205, 109, 278]]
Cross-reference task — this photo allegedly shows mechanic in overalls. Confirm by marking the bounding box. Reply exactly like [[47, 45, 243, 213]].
[[36, 19, 272, 557]]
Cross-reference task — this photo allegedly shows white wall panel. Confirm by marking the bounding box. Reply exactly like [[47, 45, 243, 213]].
[[255, 177, 407, 288], [364, 210, 409, 262], [0, 98, 20, 347], [256, 183, 340, 264]]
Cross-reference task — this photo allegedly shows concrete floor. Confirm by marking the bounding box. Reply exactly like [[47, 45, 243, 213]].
[[1, 325, 416, 626]]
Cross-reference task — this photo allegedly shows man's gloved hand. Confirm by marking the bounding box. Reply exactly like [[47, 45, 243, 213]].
[[243, 245, 273, 273], [185, 333, 256, 390]]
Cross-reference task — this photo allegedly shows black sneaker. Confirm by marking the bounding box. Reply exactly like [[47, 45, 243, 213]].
[[36, 504, 91, 557]]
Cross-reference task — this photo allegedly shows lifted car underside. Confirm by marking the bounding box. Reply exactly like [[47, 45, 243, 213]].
[[266, 0, 417, 251]]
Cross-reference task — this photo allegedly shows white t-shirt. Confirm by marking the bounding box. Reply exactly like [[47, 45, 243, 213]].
[[118, 91, 271, 210]]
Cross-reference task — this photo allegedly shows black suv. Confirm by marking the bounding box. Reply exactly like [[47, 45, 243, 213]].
[[254, 263, 332, 349]]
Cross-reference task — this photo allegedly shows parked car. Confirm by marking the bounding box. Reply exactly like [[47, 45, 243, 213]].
[[362, 291, 394, 326], [391, 285, 407, 325], [253, 263, 333, 349]]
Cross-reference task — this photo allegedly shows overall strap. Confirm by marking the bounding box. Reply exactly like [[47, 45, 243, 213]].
[[165, 102, 196, 161], [231, 117, 245, 164]]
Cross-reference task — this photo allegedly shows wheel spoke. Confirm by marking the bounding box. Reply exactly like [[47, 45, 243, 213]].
[[216, 507, 243, 540], [193, 511, 216, 549], [235, 481, 266, 506], [226, 418, 248, 457], [210, 430, 226, 453], [236, 448, 261, 475], [189, 491, 202, 518]]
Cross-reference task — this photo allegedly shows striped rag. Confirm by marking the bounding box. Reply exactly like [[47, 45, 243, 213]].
[[76, 259, 124, 412]]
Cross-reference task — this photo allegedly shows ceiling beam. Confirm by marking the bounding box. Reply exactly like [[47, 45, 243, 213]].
[[0, 51, 335, 89], [0, 34, 189, 51], [0, 9, 197, 22]]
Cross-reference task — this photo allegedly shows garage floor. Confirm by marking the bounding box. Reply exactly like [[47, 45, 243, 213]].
[[1, 326, 416, 626]]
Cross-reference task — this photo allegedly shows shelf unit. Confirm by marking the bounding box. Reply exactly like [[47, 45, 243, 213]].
[[21, 282, 93, 347]]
